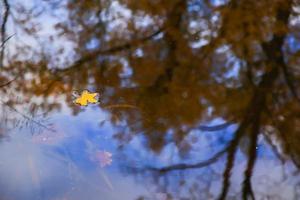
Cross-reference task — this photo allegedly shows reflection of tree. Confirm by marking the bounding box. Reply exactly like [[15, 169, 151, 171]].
[[0, 76, 53, 135], [2, 0, 300, 199], [0, 0, 9, 67], [123, 135, 299, 200]]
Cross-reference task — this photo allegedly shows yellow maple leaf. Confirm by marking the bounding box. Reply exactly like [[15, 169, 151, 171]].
[[73, 90, 99, 106]]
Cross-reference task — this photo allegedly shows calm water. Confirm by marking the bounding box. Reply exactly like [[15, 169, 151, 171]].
[[0, 105, 298, 200], [1, 0, 300, 199]]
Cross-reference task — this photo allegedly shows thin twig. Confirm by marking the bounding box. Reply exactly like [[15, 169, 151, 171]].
[[0, 99, 55, 132], [262, 131, 286, 164], [0, 0, 10, 67], [56, 27, 164, 74], [0, 74, 52, 131], [197, 121, 234, 132], [0, 33, 14, 48], [43, 27, 164, 95], [0, 75, 18, 88], [146, 146, 228, 172]]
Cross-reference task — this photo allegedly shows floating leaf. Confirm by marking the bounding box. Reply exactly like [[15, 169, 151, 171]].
[[73, 90, 99, 106]]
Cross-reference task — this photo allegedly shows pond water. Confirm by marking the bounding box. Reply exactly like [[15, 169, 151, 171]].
[[0, 104, 298, 200], [1, 0, 300, 199]]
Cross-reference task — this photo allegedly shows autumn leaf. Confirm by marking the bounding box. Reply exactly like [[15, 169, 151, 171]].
[[94, 150, 113, 168], [73, 90, 99, 106]]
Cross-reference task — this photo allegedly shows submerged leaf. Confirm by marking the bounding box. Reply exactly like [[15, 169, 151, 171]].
[[32, 131, 66, 145], [94, 150, 113, 168]]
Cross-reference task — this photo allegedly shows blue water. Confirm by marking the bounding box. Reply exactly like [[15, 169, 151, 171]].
[[0, 106, 298, 200]]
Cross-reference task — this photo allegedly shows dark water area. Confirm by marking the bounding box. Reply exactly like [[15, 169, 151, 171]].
[[0, 0, 300, 199]]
